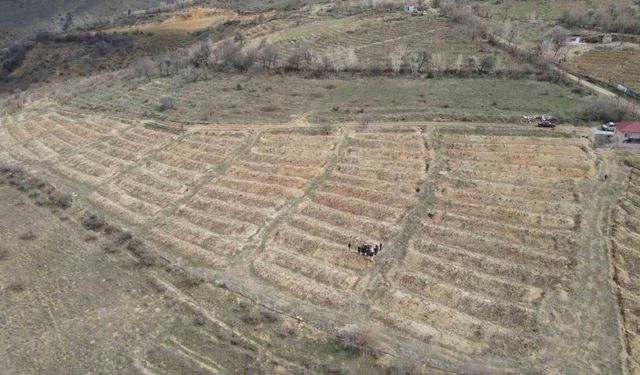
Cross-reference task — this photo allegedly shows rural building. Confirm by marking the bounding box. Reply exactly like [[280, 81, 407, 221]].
[[405, 0, 419, 12], [615, 121, 640, 142], [565, 35, 583, 45]]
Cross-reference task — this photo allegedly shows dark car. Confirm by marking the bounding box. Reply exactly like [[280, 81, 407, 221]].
[[537, 120, 556, 128]]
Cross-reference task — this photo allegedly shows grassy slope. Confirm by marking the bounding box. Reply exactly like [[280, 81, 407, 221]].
[[64, 73, 588, 124]]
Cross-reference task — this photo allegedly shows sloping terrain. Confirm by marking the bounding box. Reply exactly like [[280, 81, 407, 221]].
[[0, 0, 166, 45], [611, 159, 640, 374], [0, 101, 629, 372], [573, 48, 640, 92], [1, 0, 639, 373]]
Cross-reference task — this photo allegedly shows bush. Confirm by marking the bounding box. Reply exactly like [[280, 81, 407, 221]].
[[388, 361, 421, 375], [1, 42, 33, 74], [559, 6, 640, 35], [82, 212, 105, 231], [338, 324, 379, 357], [126, 238, 156, 266], [159, 96, 176, 111], [19, 230, 37, 240], [133, 58, 158, 80], [49, 190, 73, 209], [6, 279, 25, 292], [184, 268, 207, 287], [572, 97, 633, 122]]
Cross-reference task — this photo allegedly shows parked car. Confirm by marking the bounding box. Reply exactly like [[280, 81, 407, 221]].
[[601, 122, 615, 132], [537, 120, 556, 128]]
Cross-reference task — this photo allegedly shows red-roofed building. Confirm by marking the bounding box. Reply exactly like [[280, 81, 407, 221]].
[[616, 121, 640, 142]]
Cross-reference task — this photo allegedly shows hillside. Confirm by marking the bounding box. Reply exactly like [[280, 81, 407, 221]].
[[1, 0, 639, 373], [0, 0, 171, 45]]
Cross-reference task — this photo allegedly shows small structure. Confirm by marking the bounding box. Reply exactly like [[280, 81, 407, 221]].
[[405, 0, 419, 12], [615, 121, 640, 143], [565, 35, 583, 45], [564, 35, 582, 46]]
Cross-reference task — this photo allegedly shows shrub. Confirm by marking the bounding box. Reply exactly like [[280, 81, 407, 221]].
[[388, 361, 421, 375], [19, 230, 37, 240], [259, 310, 279, 323], [133, 58, 158, 80], [49, 190, 73, 209], [0, 248, 8, 260], [82, 212, 105, 231], [338, 324, 379, 357], [193, 312, 207, 326], [184, 268, 207, 287], [116, 231, 133, 245], [159, 96, 176, 111], [6, 279, 25, 292], [572, 97, 632, 122], [126, 239, 156, 266], [1, 42, 33, 74]]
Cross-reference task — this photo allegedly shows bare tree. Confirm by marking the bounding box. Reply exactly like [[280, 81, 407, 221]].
[[431, 53, 447, 76], [234, 31, 246, 44], [133, 58, 157, 81], [326, 47, 359, 71], [453, 53, 464, 73], [478, 54, 496, 74], [407, 48, 430, 74], [189, 41, 211, 68], [259, 43, 279, 69], [286, 50, 303, 71], [389, 45, 406, 75], [546, 26, 569, 57]]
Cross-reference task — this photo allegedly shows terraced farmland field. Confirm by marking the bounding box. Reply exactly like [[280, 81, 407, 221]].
[[0, 109, 629, 372], [573, 48, 640, 92], [149, 128, 341, 268], [254, 127, 430, 306], [377, 130, 597, 364], [611, 160, 640, 374], [263, 13, 511, 68]]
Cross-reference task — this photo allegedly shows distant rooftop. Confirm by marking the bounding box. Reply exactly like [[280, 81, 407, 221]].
[[616, 121, 640, 134]]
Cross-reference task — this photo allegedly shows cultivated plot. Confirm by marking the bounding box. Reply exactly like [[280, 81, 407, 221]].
[[254, 127, 430, 306], [611, 160, 640, 373], [573, 48, 640, 92], [89, 129, 251, 225], [376, 130, 596, 360], [150, 128, 341, 268]]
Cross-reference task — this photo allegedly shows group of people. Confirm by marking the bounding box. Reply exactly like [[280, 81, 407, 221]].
[[348, 242, 382, 258]]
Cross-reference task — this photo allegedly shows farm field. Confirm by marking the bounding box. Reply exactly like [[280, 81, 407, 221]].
[[107, 7, 267, 33], [259, 13, 513, 69], [378, 129, 597, 363], [2, 1, 639, 371], [0, 105, 630, 372], [572, 48, 640, 92], [611, 159, 640, 374], [0, 185, 360, 374], [254, 126, 430, 306], [480, 0, 631, 21]]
